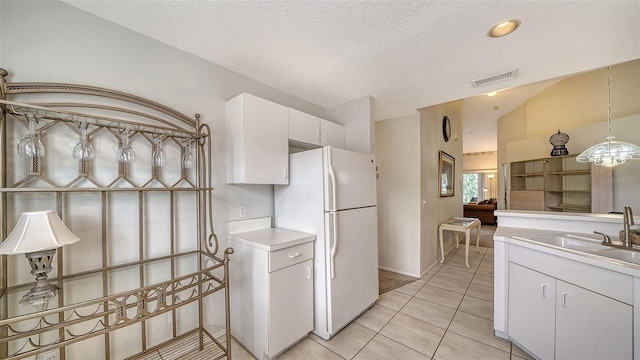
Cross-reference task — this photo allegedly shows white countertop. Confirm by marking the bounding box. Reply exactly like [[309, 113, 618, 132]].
[[495, 210, 629, 223], [494, 226, 640, 276], [227, 217, 315, 251], [228, 227, 315, 251]]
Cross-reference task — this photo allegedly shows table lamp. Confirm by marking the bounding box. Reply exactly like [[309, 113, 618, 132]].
[[0, 210, 80, 302]]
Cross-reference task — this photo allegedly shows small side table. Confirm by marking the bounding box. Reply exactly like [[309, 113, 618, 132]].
[[438, 217, 481, 268]]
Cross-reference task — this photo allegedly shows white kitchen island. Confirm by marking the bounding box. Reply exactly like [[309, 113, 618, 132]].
[[493, 210, 640, 360]]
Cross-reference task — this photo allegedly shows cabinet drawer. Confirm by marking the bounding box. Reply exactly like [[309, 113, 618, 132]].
[[269, 242, 313, 272]]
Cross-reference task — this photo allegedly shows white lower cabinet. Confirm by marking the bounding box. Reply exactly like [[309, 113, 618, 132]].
[[555, 281, 632, 360], [508, 263, 556, 359], [269, 259, 314, 355], [508, 262, 633, 360], [228, 230, 314, 360]]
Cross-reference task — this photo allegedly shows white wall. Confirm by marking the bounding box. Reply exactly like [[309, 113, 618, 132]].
[[374, 99, 464, 277], [506, 115, 640, 211], [0, 0, 329, 230], [497, 60, 640, 212], [326, 95, 374, 154], [0, 0, 330, 352], [375, 114, 421, 276], [419, 100, 464, 274], [463, 151, 497, 172]]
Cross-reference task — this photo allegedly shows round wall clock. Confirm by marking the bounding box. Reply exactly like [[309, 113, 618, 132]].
[[442, 116, 451, 142]]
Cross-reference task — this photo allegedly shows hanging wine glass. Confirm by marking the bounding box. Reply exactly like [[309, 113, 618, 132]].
[[17, 113, 45, 157], [152, 135, 166, 167], [182, 140, 194, 169], [73, 122, 95, 160], [116, 130, 136, 163]]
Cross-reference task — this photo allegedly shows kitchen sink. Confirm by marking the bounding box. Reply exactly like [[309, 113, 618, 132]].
[[513, 234, 608, 251], [513, 233, 640, 267], [593, 248, 640, 265]]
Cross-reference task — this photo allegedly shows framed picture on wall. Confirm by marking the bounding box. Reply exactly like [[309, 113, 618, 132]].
[[439, 151, 455, 197]]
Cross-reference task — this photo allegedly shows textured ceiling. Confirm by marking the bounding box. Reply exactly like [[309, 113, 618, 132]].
[[59, 0, 640, 152]]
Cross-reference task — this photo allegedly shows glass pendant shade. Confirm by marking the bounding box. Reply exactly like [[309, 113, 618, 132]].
[[576, 66, 640, 167], [577, 136, 640, 167]]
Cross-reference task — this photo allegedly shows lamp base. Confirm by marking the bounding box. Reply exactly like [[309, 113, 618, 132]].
[[21, 285, 58, 303], [20, 249, 58, 303]]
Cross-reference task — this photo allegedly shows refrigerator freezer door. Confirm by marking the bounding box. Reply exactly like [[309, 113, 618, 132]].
[[324, 147, 377, 212], [325, 206, 378, 336]]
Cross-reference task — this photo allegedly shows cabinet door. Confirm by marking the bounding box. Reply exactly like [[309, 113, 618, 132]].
[[268, 259, 313, 357], [555, 281, 632, 360], [320, 119, 345, 148], [510, 190, 545, 211], [289, 108, 320, 145], [508, 263, 555, 359], [226, 93, 289, 184]]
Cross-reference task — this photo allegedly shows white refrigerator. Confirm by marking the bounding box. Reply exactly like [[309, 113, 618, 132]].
[[274, 146, 379, 340]]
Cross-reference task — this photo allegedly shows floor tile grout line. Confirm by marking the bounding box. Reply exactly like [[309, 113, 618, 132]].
[[429, 246, 482, 358], [306, 333, 350, 359], [442, 245, 514, 358], [380, 268, 443, 359], [429, 244, 515, 359], [379, 248, 477, 358], [302, 245, 504, 360]]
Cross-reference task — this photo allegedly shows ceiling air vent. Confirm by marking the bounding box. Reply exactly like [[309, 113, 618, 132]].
[[471, 69, 518, 88]]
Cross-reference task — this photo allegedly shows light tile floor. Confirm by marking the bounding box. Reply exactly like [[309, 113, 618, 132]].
[[229, 246, 535, 360]]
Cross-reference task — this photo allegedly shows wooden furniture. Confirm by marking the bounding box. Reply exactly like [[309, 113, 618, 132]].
[[0, 69, 232, 360], [509, 155, 612, 213], [227, 217, 314, 360], [463, 200, 497, 224], [438, 217, 481, 268]]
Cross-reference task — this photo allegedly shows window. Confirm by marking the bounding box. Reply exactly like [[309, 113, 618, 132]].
[[463, 173, 479, 204]]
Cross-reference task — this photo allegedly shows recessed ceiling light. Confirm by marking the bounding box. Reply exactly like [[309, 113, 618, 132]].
[[488, 19, 520, 38], [487, 91, 498, 97]]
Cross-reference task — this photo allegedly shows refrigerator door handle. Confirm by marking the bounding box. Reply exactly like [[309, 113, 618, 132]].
[[329, 212, 338, 279], [327, 147, 337, 211]]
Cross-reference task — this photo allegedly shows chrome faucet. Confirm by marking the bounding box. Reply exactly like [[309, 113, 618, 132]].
[[623, 206, 635, 247]]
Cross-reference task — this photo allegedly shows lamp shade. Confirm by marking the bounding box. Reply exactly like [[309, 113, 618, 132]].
[[0, 210, 80, 254], [576, 136, 640, 167]]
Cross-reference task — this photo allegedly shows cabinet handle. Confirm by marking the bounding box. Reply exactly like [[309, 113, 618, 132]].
[[315, 130, 320, 141], [282, 168, 287, 179], [288, 252, 301, 258], [541, 284, 547, 297], [323, 132, 328, 143], [561, 292, 568, 306], [306, 267, 312, 279]]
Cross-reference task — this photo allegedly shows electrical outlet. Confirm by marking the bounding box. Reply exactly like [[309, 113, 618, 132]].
[[40, 350, 60, 360], [239, 205, 247, 218]]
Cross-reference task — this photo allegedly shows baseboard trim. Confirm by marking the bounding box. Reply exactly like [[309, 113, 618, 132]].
[[378, 265, 420, 278]]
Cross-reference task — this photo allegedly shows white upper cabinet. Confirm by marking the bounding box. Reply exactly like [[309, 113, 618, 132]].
[[320, 118, 345, 148], [288, 107, 345, 149], [226, 93, 289, 184], [288, 107, 321, 145]]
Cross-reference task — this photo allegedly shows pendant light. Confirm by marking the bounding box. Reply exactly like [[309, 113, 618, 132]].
[[576, 66, 640, 166]]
